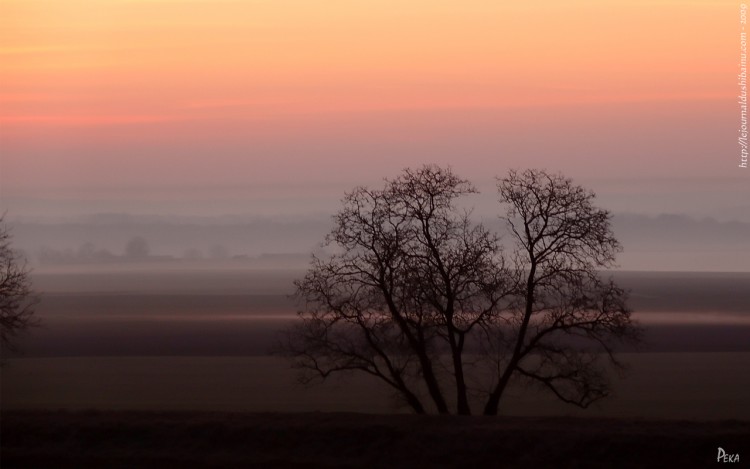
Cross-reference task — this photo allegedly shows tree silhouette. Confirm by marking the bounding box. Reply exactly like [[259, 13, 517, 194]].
[[124, 236, 150, 260], [482, 169, 641, 415], [0, 216, 37, 354], [282, 166, 640, 415]]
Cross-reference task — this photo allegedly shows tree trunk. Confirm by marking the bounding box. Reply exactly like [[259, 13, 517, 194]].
[[418, 349, 450, 414], [383, 290, 449, 414], [402, 389, 427, 414], [482, 362, 514, 415], [483, 263, 536, 416], [450, 332, 471, 415]]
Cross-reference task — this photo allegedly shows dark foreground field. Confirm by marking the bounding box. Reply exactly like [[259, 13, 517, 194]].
[[2, 411, 748, 469]]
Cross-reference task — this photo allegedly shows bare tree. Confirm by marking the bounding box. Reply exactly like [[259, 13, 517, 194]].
[[481, 169, 640, 415], [0, 217, 37, 354], [282, 166, 639, 415], [124, 236, 150, 260]]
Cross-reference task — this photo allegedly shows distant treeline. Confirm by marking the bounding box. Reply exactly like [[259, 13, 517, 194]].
[[37, 237, 172, 264], [35, 236, 311, 266], [11, 217, 331, 263], [7, 213, 750, 270]]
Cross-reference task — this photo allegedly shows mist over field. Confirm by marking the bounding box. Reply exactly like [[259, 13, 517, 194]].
[[4, 267, 750, 421], [8, 269, 750, 359], [5, 211, 750, 272]]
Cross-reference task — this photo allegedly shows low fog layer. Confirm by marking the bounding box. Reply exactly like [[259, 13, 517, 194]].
[[11, 271, 750, 359], [6, 212, 750, 272]]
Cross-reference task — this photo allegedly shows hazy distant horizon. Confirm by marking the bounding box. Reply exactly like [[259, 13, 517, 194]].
[[2, 1, 747, 271], [3, 209, 747, 272]]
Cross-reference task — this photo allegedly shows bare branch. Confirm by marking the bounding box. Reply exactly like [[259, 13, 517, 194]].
[[0, 216, 39, 356]]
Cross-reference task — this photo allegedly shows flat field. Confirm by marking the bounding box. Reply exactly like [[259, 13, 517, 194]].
[[2, 411, 748, 469], [2, 269, 749, 467]]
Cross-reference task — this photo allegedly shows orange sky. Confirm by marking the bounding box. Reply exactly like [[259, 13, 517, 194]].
[[0, 0, 743, 215]]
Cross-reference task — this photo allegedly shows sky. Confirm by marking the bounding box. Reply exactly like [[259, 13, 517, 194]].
[[0, 0, 746, 219]]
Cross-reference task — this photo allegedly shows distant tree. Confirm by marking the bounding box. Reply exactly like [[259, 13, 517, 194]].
[[209, 245, 229, 260], [281, 166, 640, 415], [39, 244, 117, 265], [38, 246, 73, 265], [84, 242, 118, 263], [124, 236, 150, 260], [0, 217, 37, 353]]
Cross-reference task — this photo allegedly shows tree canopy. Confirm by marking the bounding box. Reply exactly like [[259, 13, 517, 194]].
[[281, 166, 640, 415]]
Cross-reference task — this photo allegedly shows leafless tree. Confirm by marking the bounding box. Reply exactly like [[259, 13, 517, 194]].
[[481, 169, 641, 415], [0, 216, 38, 354], [281, 166, 640, 415], [124, 236, 150, 260]]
